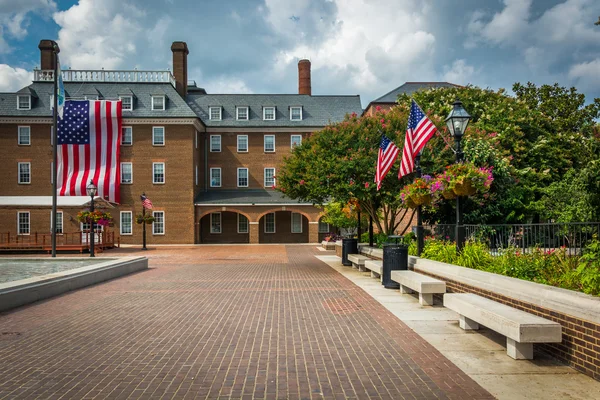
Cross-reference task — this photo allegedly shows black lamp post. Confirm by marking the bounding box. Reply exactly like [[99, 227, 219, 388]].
[[445, 99, 471, 252], [141, 193, 148, 251], [86, 180, 97, 257]]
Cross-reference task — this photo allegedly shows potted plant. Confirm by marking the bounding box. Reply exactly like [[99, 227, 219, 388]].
[[443, 162, 493, 197], [77, 210, 114, 226], [400, 175, 433, 208], [135, 214, 155, 224], [431, 173, 456, 200]]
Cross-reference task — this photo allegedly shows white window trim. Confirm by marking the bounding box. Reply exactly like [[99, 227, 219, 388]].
[[264, 213, 276, 234], [291, 212, 303, 234], [209, 106, 222, 121], [237, 214, 249, 234], [17, 211, 30, 235], [121, 126, 133, 146], [237, 168, 248, 188], [291, 135, 302, 148], [237, 135, 248, 153], [120, 162, 133, 184], [264, 135, 275, 153], [152, 162, 165, 184], [152, 126, 165, 146], [264, 168, 276, 187], [151, 95, 165, 111], [210, 135, 221, 152], [290, 106, 302, 121], [195, 165, 198, 186], [210, 212, 222, 234], [263, 107, 276, 121], [152, 211, 165, 235], [18, 162, 31, 184], [51, 211, 63, 235], [236, 106, 249, 121], [120, 211, 133, 235], [18, 126, 31, 146], [210, 168, 221, 187], [119, 95, 133, 111], [17, 95, 31, 110]]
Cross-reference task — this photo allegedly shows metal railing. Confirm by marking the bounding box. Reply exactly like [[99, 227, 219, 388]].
[[34, 69, 176, 86]]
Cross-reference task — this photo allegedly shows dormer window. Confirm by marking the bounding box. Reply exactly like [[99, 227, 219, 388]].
[[152, 95, 165, 111], [209, 106, 222, 120], [263, 107, 276, 121], [236, 106, 249, 120], [290, 106, 302, 121], [17, 95, 31, 110], [84, 94, 99, 100], [120, 96, 133, 111]]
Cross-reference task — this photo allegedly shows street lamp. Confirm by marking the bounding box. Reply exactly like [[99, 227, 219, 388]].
[[86, 180, 98, 257], [445, 99, 471, 252]]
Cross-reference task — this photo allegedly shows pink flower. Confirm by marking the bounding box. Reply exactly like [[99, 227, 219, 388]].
[[381, 123, 387, 129], [376, 105, 381, 111], [364, 182, 369, 188], [299, 179, 305, 185], [380, 118, 385, 124], [351, 112, 357, 118]]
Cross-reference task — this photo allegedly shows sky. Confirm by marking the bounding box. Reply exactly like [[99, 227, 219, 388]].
[[0, 0, 599, 107]]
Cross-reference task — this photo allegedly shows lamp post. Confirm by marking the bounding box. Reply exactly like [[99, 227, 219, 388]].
[[445, 99, 471, 252], [141, 193, 147, 251], [415, 151, 424, 256], [86, 180, 97, 257]]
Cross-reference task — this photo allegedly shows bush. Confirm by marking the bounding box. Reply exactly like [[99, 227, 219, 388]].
[[571, 237, 600, 296]]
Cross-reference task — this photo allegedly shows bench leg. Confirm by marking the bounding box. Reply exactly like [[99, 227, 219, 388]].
[[358, 264, 367, 272], [507, 338, 533, 360], [370, 271, 380, 279], [399, 284, 413, 295], [459, 315, 479, 330], [419, 293, 434, 306]]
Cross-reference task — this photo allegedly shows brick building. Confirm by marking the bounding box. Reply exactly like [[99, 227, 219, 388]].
[[363, 82, 460, 116], [0, 40, 362, 245]]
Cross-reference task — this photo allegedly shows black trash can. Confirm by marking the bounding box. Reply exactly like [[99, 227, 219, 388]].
[[382, 243, 409, 288], [341, 238, 358, 266]]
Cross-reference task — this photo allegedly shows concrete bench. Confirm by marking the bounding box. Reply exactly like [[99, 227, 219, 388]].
[[347, 254, 369, 271], [390, 271, 446, 306], [364, 260, 382, 278], [444, 293, 562, 360]]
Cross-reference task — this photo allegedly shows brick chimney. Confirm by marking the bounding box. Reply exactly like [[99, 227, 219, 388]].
[[298, 59, 311, 95], [171, 41, 189, 97], [39, 40, 59, 70]]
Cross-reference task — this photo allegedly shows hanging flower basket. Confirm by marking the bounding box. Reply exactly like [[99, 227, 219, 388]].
[[135, 214, 155, 224], [452, 179, 477, 196], [404, 196, 418, 209], [400, 175, 433, 209], [411, 194, 432, 206], [441, 189, 456, 200]]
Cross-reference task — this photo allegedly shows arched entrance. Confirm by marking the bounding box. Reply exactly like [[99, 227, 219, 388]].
[[258, 211, 309, 243], [199, 211, 250, 244]]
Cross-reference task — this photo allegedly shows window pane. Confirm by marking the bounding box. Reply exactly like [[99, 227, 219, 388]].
[[153, 212, 164, 234], [121, 212, 132, 234], [18, 127, 30, 145], [18, 96, 30, 109], [319, 220, 329, 233], [291, 107, 302, 120], [122, 127, 132, 145], [265, 213, 275, 233], [292, 213, 302, 233], [264, 135, 275, 152], [121, 97, 132, 110], [153, 163, 165, 183], [210, 135, 221, 152], [238, 214, 248, 233], [153, 96, 164, 110], [238, 135, 248, 152], [54, 211, 63, 234], [264, 107, 275, 120], [210, 213, 221, 233], [153, 127, 164, 145], [210, 168, 221, 187], [121, 163, 132, 183], [264, 168, 275, 187], [18, 212, 30, 234], [237, 107, 248, 120], [238, 169, 248, 187], [291, 135, 302, 147], [19, 163, 30, 184], [210, 107, 221, 120]]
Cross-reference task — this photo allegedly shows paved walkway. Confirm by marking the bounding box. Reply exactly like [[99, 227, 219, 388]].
[[1, 245, 494, 399]]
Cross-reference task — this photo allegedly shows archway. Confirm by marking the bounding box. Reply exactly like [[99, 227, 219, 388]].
[[258, 211, 309, 243], [199, 211, 250, 244]]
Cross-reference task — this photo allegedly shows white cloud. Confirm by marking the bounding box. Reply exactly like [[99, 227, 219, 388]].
[[205, 77, 253, 94], [0, 64, 32, 91], [465, 0, 532, 48], [569, 58, 600, 88], [0, 0, 56, 52], [443, 59, 475, 85]]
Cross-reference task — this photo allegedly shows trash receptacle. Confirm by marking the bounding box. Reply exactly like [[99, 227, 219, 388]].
[[342, 238, 358, 266], [382, 243, 409, 288]]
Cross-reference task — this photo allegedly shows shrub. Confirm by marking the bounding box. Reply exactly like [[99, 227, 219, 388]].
[[571, 237, 600, 296]]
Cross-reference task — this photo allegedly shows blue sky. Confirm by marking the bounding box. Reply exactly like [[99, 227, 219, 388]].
[[0, 0, 599, 107]]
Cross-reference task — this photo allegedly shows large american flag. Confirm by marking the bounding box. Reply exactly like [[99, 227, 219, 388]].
[[57, 100, 122, 203], [375, 135, 400, 190], [398, 100, 437, 178]]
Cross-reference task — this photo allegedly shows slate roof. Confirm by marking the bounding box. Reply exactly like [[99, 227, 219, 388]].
[[0, 82, 197, 118], [186, 93, 362, 128], [195, 190, 313, 205], [372, 82, 460, 104]]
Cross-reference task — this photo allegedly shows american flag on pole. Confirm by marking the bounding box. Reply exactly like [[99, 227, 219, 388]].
[[375, 135, 400, 190], [141, 194, 153, 209], [57, 100, 122, 203], [398, 99, 437, 178]]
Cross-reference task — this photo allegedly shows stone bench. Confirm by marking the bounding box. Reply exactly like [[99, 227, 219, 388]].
[[364, 260, 382, 279], [390, 271, 446, 306], [347, 254, 370, 271], [444, 293, 562, 360]]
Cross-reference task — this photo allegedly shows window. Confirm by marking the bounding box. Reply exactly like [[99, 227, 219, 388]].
[[153, 162, 165, 184], [290, 106, 302, 121], [263, 107, 275, 120], [120, 96, 133, 111], [152, 127, 165, 146], [121, 162, 133, 184], [264, 135, 275, 152], [264, 168, 275, 187], [152, 211, 165, 234], [121, 126, 133, 145], [319, 220, 329, 233], [237, 168, 248, 187], [152, 95, 165, 111], [210, 213, 221, 234], [238, 214, 249, 233], [18, 162, 30, 184], [209, 107, 222, 120], [291, 213, 303, 233], [210, 168, 221, 187], [17, 95, 31, 110], [236, 106, 248, 120], [52, 211, 63, 234], [17, 212, 30, 235], [291, 135, 302, 148], [264, 213, 275, 233], [120, 211, 133, 235], [237, 135, 248, 152], [210, 135, 221, 152], [18, 126, 31, 145]]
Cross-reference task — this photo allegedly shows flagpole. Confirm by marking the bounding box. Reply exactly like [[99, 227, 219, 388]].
[[415, 151, 424, 256], [51, 41, 59, 258]]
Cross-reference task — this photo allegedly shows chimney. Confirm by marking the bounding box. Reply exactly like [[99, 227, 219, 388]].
[[39, 40, 59, 70], [298, 59, 311, 95], [171, 41, 189, 97]]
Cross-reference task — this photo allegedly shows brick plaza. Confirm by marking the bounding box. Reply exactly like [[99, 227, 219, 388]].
[[0, 246, 492, 399]]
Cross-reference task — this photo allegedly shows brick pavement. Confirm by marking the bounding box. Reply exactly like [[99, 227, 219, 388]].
[[0, 246, 493, 399]]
